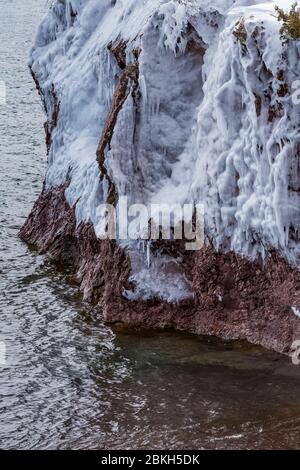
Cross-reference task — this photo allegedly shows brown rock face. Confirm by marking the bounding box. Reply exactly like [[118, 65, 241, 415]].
[[96, 50, 139, 207], [20, 184, 300, 354]]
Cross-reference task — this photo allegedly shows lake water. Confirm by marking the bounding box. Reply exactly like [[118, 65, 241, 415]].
[[1, 0, 300, 450]]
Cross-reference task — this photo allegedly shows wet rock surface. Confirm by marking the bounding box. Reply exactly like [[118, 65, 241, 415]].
[[20, 185, 300, 354]]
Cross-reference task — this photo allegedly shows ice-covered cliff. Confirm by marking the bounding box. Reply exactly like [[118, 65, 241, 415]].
[[21, 0, 300, 353]]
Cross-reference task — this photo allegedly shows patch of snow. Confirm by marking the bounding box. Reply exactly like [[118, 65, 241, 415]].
[[292, 307, 300, 318]]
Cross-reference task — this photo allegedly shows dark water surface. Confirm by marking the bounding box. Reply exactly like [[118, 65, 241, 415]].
[[1, 0, 300, 450]]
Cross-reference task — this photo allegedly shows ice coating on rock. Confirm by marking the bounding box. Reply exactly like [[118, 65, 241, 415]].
[[29, 0, 300, 301]]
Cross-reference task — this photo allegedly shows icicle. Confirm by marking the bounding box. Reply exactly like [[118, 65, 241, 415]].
[[146, 241, 151, 268], [139, 74, 148, 107]]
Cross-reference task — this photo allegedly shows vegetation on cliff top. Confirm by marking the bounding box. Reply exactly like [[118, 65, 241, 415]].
[[275, 2, 300, 42]]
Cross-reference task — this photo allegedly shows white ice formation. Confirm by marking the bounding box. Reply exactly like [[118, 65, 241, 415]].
[[29, 0, 300, 301]]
